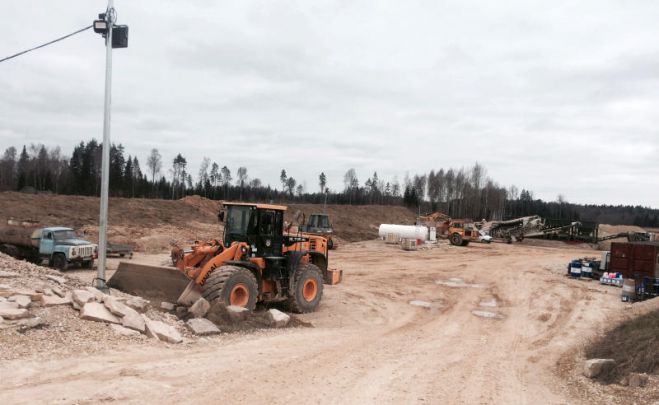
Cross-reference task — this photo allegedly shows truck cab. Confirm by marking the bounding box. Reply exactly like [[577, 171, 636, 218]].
[[37, 227, 98, 270], [299, 213, 337, 249]]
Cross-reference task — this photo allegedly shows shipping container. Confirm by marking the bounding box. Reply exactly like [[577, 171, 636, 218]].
[[609, 242, 659, 279]]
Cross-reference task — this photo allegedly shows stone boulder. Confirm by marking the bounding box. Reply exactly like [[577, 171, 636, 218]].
[[264, 309, 290, 328], [0, 301, 19, 310], [124, 296, 149, 313], [110, 324, 142, 337], [121, 311, 146, 333], [104, 296, 140, 319], [84, 287, 106, 302], [42, 292, 72, 307], [187, 318, 221, 336], [583, 359, 615, 378], [80, 302, 121, 324], [188, 298, 210, 318], [629, 373, 648, 388], [142, 315, 182, 344], [72, 290, 97, 307], [9, 295, 32, 309], [0, 307, 29, 320], [16, 317, 45, 331]]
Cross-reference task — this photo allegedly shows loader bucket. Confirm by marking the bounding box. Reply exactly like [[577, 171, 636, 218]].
[[107, 262, 193, 303]]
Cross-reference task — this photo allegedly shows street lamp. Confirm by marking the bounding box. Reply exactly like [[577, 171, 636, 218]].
[[93, 0, 128, 291]]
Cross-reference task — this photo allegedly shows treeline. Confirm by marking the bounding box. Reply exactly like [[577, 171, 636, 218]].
[[1, 140, 658, 227]]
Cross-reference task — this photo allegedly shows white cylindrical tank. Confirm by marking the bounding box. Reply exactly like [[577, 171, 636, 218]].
[[379, 224, 429, 241]]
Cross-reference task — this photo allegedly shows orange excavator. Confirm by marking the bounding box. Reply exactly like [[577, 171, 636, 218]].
[[108, 202, 342, 313]]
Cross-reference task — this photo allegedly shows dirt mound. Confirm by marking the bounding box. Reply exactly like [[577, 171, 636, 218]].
[[598, 224, 648, 250], [0, 192, 217, 229], [598, 224, 646, 237], [584, 309, 659, 383], [0, 192, 416, 251], [286, 203, 415, 242], [181, 195, 221, 218]]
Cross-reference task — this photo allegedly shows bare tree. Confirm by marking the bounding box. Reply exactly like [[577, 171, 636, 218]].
[[237, 167, 248, 200], [286, 177, 297, 196], [220, 166, 231, 198], [198, 157, 210, 197], [146, 148, 162, 184], [280, 169, 287, 193], [210, 162, 219, 199]]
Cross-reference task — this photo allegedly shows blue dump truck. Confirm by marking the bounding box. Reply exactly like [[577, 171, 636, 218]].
[[0, 225, 98, 270]]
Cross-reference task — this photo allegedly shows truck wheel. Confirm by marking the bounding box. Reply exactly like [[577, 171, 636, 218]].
[[288, 263, 324, 313], [53, 254, 68, 271], [202, 265, 258, 310], [461, 240, 470, 246], [450, 233, 463, 246]]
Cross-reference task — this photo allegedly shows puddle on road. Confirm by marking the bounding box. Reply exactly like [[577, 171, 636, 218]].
[[479, 298, 497, 307], [471, 310, 503, 319], [409, 300, 433, 308], [435, 278, 485, 288]]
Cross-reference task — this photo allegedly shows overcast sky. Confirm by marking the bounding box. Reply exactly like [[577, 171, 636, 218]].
[[1, 1, 657, 207]]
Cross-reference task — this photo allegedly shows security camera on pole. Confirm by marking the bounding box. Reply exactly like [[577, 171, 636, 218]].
[[93, 1, 128, 291]]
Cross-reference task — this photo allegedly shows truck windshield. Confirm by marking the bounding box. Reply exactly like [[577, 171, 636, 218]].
[[317, 216, 330, 228], [310, 215, 330, 228], [225, 206, 252, 235], [53, 230, 77, 240]]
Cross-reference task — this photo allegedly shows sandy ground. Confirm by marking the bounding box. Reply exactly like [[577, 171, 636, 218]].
[[1, 240, 655, 404]]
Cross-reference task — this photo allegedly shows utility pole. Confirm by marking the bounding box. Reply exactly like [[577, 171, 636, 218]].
[[93, 1, 128, 290]]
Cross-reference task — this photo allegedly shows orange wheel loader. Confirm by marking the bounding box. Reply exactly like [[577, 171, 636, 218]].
[[107, 202, 342, 313]]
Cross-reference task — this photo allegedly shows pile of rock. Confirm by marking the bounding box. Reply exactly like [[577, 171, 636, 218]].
[[0, 282, 70, 331], [583, 358, 650, 388], [1, 253, 295, 346], [160, 297, 293, 335]]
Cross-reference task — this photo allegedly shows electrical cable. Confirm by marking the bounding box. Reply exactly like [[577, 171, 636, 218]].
[[0, 25, 92, 64]]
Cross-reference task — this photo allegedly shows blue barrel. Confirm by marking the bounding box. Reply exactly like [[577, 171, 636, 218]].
[[582, 261, 593, 278], [570, 260, 582, 278]]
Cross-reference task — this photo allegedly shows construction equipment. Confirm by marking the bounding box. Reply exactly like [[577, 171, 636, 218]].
[[597, 231, 651, 243], [299, 213, 337, 249], [108, 202, 342, 313], [439, 219, 477, 246]]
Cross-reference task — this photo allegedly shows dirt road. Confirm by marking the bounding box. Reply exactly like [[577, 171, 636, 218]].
[[0, 241, 633, 404]]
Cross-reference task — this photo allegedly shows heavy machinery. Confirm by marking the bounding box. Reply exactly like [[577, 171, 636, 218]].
[[435, 219, 477, 246], [299, 213, 337, 249], [108, 202, 342, 313]]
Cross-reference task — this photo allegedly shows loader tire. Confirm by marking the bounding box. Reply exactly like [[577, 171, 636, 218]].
[[288, 263, 324, 314], [53, 253, 68, 271], [202, 265, 258, 310], [450, 233, 463, 246]]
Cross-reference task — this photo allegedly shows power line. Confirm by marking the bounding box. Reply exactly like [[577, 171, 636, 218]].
[[0, 25, 92, 64]]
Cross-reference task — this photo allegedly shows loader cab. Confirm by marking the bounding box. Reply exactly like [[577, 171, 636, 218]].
[[307, 214, 332, 232], [222, 203, 286, 257]]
